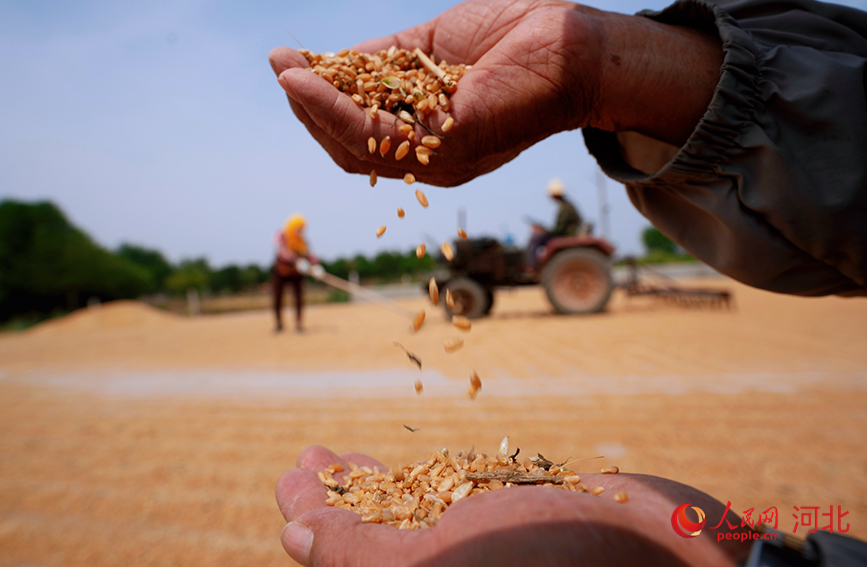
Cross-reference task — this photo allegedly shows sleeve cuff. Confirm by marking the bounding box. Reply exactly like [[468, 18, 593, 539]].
[[583, 0, 761, 186]]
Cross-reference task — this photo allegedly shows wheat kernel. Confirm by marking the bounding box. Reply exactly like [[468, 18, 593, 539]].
[[421, 135, 441, 148], [412, 309, 425, 331], [444, 337, 463, 354], [441, 242, 453, 261], [453, 316, 471, 330], [395, 140, 410, 160], [470, 371, 481, 390], [376, 225, 386, 238], [415, 189, 428, 207], [451, 481, 474, 503], [429, 278, 439, 305]]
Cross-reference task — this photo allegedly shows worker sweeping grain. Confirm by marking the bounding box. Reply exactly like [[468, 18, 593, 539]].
[[272, 214, 317, 333]]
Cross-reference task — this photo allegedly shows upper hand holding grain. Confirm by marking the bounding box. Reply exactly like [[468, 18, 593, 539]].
[[268, 0, 720, 187], [269, 0, 602, 187], [277, 446, 751, 567]]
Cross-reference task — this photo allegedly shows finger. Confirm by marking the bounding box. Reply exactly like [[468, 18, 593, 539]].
[[281, 506, 365, 567], [278, 68, 378, 159], [278, 70, 448, 180], [276, 447, 386, 524], [352, 20, 436, 55], [340, 452, 387, 470], [290, 506, 417, 567], [285, 94, 415, 180], [275, 468, 329, 522], [295, 445, 354, 486], [297, 445, 347, 472], [269, 46, 309, 77]]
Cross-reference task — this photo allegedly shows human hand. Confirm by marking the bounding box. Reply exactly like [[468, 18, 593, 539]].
[[276, 446, 752, 567], [269, 0, 605, 187], [269, 0, 721, 187]]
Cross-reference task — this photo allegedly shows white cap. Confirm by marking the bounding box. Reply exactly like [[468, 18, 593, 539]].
[[546, 178, 565, 197]]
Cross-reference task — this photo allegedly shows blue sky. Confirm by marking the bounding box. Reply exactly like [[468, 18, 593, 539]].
[[2, 0, 865, 268]]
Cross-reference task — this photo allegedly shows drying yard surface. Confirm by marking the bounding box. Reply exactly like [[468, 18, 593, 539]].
[[1, 279, 865, 566]]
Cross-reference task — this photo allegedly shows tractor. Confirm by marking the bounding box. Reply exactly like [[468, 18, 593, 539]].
[[430, 234, 616, 319]]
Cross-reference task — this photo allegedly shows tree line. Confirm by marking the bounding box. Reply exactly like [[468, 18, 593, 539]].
[[0, 200, 435, 324], [1, 199, 683, 324]]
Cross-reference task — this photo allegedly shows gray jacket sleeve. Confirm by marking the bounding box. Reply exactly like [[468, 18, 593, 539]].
[[583, 0, 867, 296]]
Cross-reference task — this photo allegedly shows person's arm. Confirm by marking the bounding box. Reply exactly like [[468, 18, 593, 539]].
[[583, 0, 867, 297], [276, 445, 752, 567], [268, 0, 721, 188]]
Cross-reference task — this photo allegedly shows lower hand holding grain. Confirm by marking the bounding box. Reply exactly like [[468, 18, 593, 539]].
[[268, 0, 721, 187], [277, 446, 751, 567]]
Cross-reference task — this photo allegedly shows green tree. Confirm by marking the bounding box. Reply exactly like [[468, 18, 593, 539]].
[[241, 264, 268, 289], [320, 247, 437, 283], [642, 227, 677, 254], [0, 200, 151, 321], [372, 251, 403, 281], [352, 254, 374, 280], [116, 244, 173, 293], [165, 258, 210, 295], [402, 247, 436, 274], [210, 265, 244, 294], [322, 258, 351, 281]]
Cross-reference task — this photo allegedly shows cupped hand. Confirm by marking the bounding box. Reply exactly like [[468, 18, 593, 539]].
[[268, 0, 604, 187], [276, 446, 752, 567]]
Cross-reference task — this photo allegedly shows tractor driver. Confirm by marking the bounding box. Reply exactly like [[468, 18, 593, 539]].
[[527, 178, 583, 272]]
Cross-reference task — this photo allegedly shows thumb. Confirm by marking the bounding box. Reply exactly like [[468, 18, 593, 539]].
[[277, 68, 367, 155], [284, 506, 414, 567]]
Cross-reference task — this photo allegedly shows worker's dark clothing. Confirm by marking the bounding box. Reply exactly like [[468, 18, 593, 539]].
[[272, 261, 303, 332], [552, 197, 582, 237], [528, 197, 583, 269], [583, 0, 867, 297]]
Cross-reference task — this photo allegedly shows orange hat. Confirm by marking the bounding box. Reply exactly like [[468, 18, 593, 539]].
[[285, 214, 306, 233], [284, 214, 308, 255]]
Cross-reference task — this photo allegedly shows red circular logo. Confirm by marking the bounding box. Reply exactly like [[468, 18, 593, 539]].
[[671, 504, 707, 538]]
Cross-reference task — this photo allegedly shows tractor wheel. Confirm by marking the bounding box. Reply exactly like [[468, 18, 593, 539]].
[[541, 248, 612, 314], [482, 288, 495, 315], [444, 278, 490, 319]]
